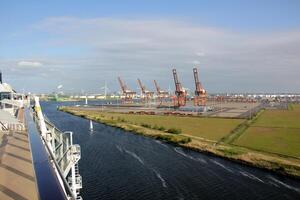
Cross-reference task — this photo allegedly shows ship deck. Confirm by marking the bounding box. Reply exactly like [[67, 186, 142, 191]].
[[0, 109, 38, 200]]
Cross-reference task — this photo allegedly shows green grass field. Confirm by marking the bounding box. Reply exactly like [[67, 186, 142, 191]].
[[89, 112, 243, 141], [234, 127, 300, 157], [253, 105, 300, 128], [234, 104, 300, 157]]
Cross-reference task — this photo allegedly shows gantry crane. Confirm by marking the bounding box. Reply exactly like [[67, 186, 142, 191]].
[[118, 77, 136, 104], [193, 67, 206, 106], [153, 80, 169, 105], [137, 78, 154, 103], [172, 69, 186, 107]]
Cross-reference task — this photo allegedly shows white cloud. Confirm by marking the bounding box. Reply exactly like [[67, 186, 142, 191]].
[[17, 61, 43, 67], [192, 60, 201, 65], [196, 52, 206, 57], [8, 16, 300, 93]]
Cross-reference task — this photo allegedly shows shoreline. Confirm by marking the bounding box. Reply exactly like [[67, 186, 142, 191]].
[[59, 106, 300, 180]]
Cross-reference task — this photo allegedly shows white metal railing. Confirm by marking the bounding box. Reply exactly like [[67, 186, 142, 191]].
[[33, 96, 82, 199]]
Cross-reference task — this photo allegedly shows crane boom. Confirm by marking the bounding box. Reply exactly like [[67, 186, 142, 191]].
[[193, 67, 206, 106], [117, 77, 136, 104], [172, 68, 186, 107], [153, 80, 169, 106], [137, 78, 153, 103], [193, 68, 202, 94], [118, 77, 126, 93], [154, 80, 160, 94], [137, 78, 145, 94], [172, 69, 182, 94]]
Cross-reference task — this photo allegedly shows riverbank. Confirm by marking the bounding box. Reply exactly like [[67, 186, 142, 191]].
[[59, 106, 300, 179]]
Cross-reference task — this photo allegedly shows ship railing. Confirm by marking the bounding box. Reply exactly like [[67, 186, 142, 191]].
[[31, 106, 82, 199], [68, 171, 82, 189], [43, 117, 82, 175], [26, 108, 74, 200]]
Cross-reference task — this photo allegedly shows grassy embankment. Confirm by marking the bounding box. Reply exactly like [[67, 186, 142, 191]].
[[59, 105, 300, 178]]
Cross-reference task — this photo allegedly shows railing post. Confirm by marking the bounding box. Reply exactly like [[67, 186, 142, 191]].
[[60, 133, 64, 169], [34, 96, 48, 138], [52, 127, 56, 156]]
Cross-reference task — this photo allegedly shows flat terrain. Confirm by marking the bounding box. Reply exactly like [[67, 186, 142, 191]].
[[205, 102, 260, 118], [234, 104, 300, 158], [254, 106, 300, 128], [107, 113, 243, 141], [70, 108, 244, 141]]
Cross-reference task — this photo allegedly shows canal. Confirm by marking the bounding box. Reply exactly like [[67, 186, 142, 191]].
[[41, 101, 300, 200]]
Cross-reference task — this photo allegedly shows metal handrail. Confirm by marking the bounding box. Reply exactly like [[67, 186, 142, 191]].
[[30, 96, 82, 199], [25, 109, 76, 200], [0, 121, 8, 131], [25, 108, 68, 200]]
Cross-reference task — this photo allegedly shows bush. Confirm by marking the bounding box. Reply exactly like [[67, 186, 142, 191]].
[[218, 148, 244, 156], [166, 128, 182, 134], [96, 117, 102, 121], [155, 134, 173, 141], [180, 137, 191, 144], [154, 134, 191, 144], [141, 123, 151, 128], [158, 126, 166, 131], [151, 125, 166, 131], [116, 117, 126, 122], [152, 124, 159, 130]]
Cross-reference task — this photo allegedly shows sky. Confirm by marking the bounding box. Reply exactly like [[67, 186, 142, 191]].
[[1, 0, 300, 94]]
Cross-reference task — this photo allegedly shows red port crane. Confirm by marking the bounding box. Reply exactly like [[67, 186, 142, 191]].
[[137, 78, 154, 103], [154, 80, 169, 105], [172, 69, 186, 107], [193, 67, 206, 106], [118, 77, 136, 104]]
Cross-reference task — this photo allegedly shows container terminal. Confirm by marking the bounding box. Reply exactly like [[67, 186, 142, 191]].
[[48, 67, 299, 119]]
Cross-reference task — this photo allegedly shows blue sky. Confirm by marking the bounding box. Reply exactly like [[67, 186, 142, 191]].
[[1, 0, 300, 93]]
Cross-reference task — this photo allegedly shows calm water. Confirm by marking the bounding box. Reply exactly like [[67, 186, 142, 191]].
[[41, 101, 300, 200]]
